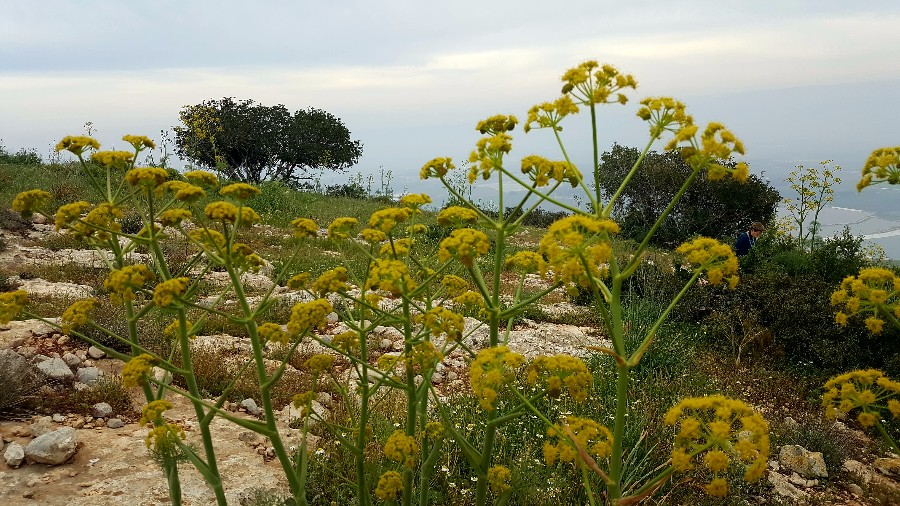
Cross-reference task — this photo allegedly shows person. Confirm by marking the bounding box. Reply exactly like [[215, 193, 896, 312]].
[[735, 222, 765, 256]]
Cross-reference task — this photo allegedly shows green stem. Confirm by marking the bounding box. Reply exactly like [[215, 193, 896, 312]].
[[607, 363, 630, 501]]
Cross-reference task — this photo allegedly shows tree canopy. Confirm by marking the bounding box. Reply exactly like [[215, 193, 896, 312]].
[[597, 144, 781, 247], [174, 98, 363, 186]]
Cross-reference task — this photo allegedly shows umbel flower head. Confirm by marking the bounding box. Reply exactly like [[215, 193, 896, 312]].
[[55, 135, 100, 157], [122, 135, 156, 152], [0, 290, 28, 324], [538, 215, 618, 290], [525, 354, 592, 402], [12, 189, 52, 218], [560, 60, 637, 106], [327, 217, 358, 239], [383, 429, 419, 468], [857, 146, 900, 191], [822, 369, 900, 428], [365, 258, 415, 295], [524, 95, 579, 133], [61, 298, 99, 334], [420, 157, 455, 180], [676, 237, 739, 288], [469, 346, 526, 411], [520, 155, 582, 188], [439, 228, 490, 267], [831, 267, 900, 334], [436, 206, 479, 228], [369, 207, 413, 234], [664, 395, 770, 497], [122, 353, 158, 387], [91, 150, 134, 170], [374, 471, 403, 501], [543, 416, 613, 469], [287, 298, 333, 335], [414, 307, 465, 341]]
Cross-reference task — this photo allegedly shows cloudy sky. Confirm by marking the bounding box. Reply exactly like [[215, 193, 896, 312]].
[[2, 0, 899, 194]]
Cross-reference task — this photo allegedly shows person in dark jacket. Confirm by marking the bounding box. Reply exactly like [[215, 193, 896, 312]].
[[735, 222, 765, 256]]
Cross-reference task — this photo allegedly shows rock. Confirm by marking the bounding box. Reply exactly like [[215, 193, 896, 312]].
[[4, 441, 25, 467], [24, 427, 77, 465], [87, 346, 105, 359], [447, 371, 459, 381], [281, 401, 328, 427], [846, 483, 864, 496], [76, 366, 102, 385], [36, 357, 74, 381], [782, 416, 799, 430], [316, 392, 333, 407], [151, 366, 173, 385], [52, 414, 66, 423], [843, 459, 874, 484], [875, 457, 900, 477], [30, 416, 55, 437], [431, 372, 444, 384], [241, 398, 261, 417], [106, 418, 125, 429], [92, 402, 113, 418], [326, 312, 339, 324], [57, 335, 71, 345], [779, 445, 828, 478], [61, 352, 81, 367], [768, 471, 808, 500], [380, 338, 393, 350]]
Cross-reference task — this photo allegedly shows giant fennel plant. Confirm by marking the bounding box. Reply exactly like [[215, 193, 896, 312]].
[[3, 60, 770, 506]]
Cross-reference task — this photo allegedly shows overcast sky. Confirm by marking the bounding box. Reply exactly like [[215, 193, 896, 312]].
[[2, 0, 899, 194]]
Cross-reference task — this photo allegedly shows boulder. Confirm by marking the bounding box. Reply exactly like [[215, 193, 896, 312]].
[[36, 357, 74, 381], [779, 445, 828, 478], [76, 366, 102, 385], [24, 427, 77, 465], [92, 402, 113, 418], [4, 441, 25, 467]]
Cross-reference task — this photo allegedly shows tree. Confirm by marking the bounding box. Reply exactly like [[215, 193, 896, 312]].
[[174, 98, 363, 187], [597, 144, 781, 247]]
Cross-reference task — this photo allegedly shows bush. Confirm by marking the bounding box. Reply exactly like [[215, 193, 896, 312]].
[[0, 145, 41, 165]]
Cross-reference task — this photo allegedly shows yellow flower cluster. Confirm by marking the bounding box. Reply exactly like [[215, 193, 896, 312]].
[[230, 242, 264, 273], [0, 290, 28, 324], [158, 209, 192, 227], [12, 189, 52, 218], [406, 223, 428, 235], [152, 277, 190, 307], [145, 423, 186, 458], [258, 322, 288, 345], [54, 201, 91, 232], [822, 369, 900, 428], [122, 135, 156, 151], [561, 60, 636, 106], [525, 355, 592, 402], [831, 267, 899, 333], [328, 217, 358, 239], [304, 354, 335, 374], [139, 399, 173, 426], [105, 264, 155, 303], [369, 207, 413, 234], [520, 155, 582, 188], [384, 429, 419, 468], [487, 465, 512, 492], [505, 251, 547, 275], [219, 182, 260, 201], [163, 319, 196, 339], [183, 170, 219, 186], [365, 258, 415, 295], [469, 346, 526, 410], [55, 135, 100, 156], [405, 341, 444, 373], [125, 167, 169, 188], [190, 228, 226, 250], [286, 272, 310, 290], [91, 150, 134, 170], [543, 416, 613, 467], [360, 228, 388, 243], [332, 330, 360, 353], [675, 237, 739, 288], [399, 193, 432, 209], [436, 206, 479, 227], [424, 421, 444, 441], [637, 97, 692, 138], [440, 275, 470, 297], [374, 471, 403, 500], [468, 132, 514, 183], [664, 395, 769, 496], [157, 180, 206, 202], [287, 298, 333, 335], [291, 218, 318, 238], [61, 298, 98, 334], [311, 267, 349, 296], [292, 391, 316, 410], [204, 201, 260, 225], [524, 95, 579, 133], [415, 307, 465, 341], [477, 114, 518, 135], [439, 228, 490, 267], [857, 147, 900, 191], [122, 353, 157, 387], [75, 203, 123, 241], [538, 216, 618, 289], [420, 157, 455, 180], [452, 290, 485, 311]]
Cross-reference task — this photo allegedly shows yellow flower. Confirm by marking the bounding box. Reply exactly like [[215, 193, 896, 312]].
[[399, 193, 432, 209], [60, 298, 98, 334], [54, 201, 91, 232], [183, 170, 219, 186], [105, 265, 155, 304], [12, 189, 52, 218], [157, 180, 206, 202], [439, 228, 490, 267], [91, 150, 134, 169], [676, 237, 739, 286], [287, 298, 333, 335], [487, 466, 512, 492], [332, 330, 360, 353], [310, 267, 349, 296], [55, 135, 99, 156], [122, 135, 156, 151], [383, 430, 419, 468], [415, 307, 465, 341], [833, 267, 900, 332], [258, 322, 288, 345], [671, 448, 693, 472], [291, 218, 318, 238], [420, 157, 455, 180], [125, 167, 169, 188], [158, 209, 192, 227], [859, 146, 900, 190], [304, 354, 334, 374], [424, 421, 444, 440], [145, 423, 186, 459], [152, 277, 190, 307], [436, 206, 479, 227], [190, 228, 226, 251], [704, 477, 728, 497], [219, 182, 260, 201], [520, 155, 582, 188], [543, 416, 613, 469], [561, 60, 636, 107], [525, 355, 592, 402], [374, 471, 403, 500], [440, 275, 470, 297], [286, 273, 310, 290], [139, 399, 173, 426], [369, 207, 413, 234], [365, 259, 415, 295], [704, 450, 730, 473], [360, 228, 387, 243], [469, 346, 525, 410], [327, 217, 358, 239], [0, 290, 28, 324], [866, 316, 886, 334], [505, 251, 547, 274], [539, 215, 618, 288], [204, 201, 238, 222], [122, 353, 157, 387]]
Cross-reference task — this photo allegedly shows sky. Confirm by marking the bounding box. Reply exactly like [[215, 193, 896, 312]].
[[2, 0, 899, 198]]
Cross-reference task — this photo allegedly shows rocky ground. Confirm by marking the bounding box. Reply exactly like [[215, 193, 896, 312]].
[[2, 219, 900, 505]]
